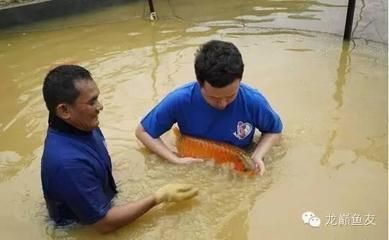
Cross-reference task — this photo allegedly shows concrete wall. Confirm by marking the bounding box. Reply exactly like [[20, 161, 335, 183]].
[[0, 0, 133, 28]]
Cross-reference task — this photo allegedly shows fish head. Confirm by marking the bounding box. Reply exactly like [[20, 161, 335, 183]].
[[239, 153, 256, 171]]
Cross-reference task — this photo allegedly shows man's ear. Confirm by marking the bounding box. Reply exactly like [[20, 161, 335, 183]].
[[55, 103, 71, 120]]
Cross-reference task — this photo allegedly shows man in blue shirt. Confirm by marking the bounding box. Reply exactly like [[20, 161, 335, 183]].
[[136, 40, 283, 175], [41, 65, 198, 233]]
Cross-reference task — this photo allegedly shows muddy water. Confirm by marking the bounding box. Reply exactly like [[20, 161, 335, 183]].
[[0, 1, 387, 239]]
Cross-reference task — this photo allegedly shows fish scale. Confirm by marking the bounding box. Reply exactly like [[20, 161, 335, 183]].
[[173, 127, 255, 173]]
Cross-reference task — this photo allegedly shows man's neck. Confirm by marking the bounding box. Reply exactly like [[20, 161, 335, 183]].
[[49, 114, 91, 135]]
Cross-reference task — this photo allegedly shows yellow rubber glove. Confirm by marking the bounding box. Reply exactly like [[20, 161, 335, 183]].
[[154, 183, 199, 204]]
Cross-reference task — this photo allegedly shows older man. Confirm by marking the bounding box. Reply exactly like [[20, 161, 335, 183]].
[[41, 65, 198, 233]]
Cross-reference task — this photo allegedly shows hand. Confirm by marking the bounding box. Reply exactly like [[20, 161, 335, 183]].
[[174, 156, 204, 165], [253, 157, 265, 176], [154, 183, 199, 204]]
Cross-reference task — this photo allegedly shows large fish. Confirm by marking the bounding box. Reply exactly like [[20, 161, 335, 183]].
[[173, 127, 256, 173]]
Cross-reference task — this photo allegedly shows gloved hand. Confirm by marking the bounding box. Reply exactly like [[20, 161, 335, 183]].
[[154, 183, 199, 204]]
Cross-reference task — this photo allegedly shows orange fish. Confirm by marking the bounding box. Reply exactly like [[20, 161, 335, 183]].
[[173, 127, 255, 173]]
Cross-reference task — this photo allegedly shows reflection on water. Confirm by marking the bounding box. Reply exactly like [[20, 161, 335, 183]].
[[320, 41, 351, 168], [0, 0, 387, 239], [150, 24, 160, 103], [333, 41, 352, 109]]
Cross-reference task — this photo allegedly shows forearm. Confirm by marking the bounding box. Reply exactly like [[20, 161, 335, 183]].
[[135, 124, 179, 163], [251, 133, 282, 161], [93, 195, 157, 234]]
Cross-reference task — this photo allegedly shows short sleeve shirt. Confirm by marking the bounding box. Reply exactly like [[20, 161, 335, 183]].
[[141, 82, 283, 148], [41, 128, 117, 225]]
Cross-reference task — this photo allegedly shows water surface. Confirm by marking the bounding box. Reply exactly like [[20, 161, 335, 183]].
[[0, 0, 387, 239]]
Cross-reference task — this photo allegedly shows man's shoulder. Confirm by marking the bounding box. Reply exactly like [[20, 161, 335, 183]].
[[158, 82, 197, 106], [240, 83, 267, 102], [45, 128, 80, 147], [168, 81, 196, 97], [42, 128, 100, 164]]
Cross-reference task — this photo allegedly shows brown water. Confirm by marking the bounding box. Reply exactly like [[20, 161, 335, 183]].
[[0, 1, 387, 239]]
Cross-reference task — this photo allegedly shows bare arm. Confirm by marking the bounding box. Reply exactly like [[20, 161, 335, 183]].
[[93, 195, 156, 234], [251, 133, 282, 175], [93, 183, 198, 234], [135, 124, 202, 164]]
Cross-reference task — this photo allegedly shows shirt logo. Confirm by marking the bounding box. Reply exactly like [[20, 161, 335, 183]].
[[233, 121, 253, 140]]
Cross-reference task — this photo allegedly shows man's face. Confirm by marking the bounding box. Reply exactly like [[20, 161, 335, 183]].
[[200, 79, 240, 110], [65, 79, 103, 131]]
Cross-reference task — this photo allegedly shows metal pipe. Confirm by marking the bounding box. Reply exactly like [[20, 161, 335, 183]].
[[147, 0, 157, 20], [147, 0, 155, 13], [343, 0, 356, 40]]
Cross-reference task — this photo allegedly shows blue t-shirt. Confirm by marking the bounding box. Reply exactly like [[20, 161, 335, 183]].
[[141, 82, 283, 148], [41, 128, 117, 225]]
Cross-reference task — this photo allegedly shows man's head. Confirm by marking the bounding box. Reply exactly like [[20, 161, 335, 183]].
[[194, 40, 244, 110], [43, 65, 103, 131]]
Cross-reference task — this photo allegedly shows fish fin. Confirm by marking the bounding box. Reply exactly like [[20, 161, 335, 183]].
[[173, 126, 182, 139]]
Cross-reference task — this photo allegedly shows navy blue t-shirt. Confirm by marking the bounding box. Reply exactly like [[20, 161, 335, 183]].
[[41, 127, 117, 225], [141, 82, 283, 148]]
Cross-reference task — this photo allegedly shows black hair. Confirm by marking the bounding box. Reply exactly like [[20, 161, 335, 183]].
[[194, 40, 244, 88], [42, 65, 92, 113]]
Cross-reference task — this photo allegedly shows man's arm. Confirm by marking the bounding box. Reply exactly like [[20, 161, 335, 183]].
[[251, 133, 282, 175], [93, 183, 198, 234], [135, 124, 203, 164], [93, 195, 156, 234]]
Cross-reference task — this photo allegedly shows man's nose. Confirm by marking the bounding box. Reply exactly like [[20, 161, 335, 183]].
[[217, 99, 229, 109], [96, 100, 103, 111]]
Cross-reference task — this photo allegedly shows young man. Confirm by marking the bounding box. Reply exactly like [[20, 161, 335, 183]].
[[41, 65, 198, 234], [136, 40, 283, 175]]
